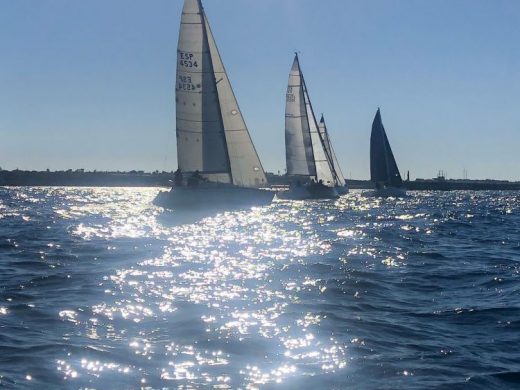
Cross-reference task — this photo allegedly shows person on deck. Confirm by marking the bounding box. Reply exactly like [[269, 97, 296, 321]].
[[173, 168, 183, 187], [187, 170, 204, 187]]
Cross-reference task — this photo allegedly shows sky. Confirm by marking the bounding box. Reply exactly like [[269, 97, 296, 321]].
[[0, 0, 519, 180]]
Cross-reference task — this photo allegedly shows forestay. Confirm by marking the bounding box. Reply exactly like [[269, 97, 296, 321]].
[[175, 0, 267, 187]]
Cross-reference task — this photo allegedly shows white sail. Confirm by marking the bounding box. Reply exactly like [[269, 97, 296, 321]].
[[176, 0, 230, 183], [203, 13, 267, 187], [319, 115, 346, 186], [303, 87, 335, 186], [285, 55, 316, 177], [175, 0, 267, 187]]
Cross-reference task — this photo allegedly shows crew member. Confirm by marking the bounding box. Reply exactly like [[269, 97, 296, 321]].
[[174, 168, 183, 187]]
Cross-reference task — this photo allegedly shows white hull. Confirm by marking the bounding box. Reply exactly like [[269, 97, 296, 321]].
[[154, 185, 274, 210], [363, 187, 407, 198]]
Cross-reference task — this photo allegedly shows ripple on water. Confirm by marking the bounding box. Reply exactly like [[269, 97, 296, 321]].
[[0, 188, 519, 388]]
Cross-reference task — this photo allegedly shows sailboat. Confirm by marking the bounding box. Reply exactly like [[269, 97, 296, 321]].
[[365, 108, 407, 197], [281, 54, 340, 200], [318, 114, 349, 195], [154, 0, 274, 210]]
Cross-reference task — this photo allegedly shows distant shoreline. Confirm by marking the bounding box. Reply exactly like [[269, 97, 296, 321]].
[[0, 170, 173, 188], [0, 170, 519, 191]]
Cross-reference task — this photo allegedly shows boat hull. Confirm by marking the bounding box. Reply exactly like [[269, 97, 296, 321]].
[[153, 185, 274, 210], [363, 187, 407, 198], [277, 184, 339, 200], [335, 185, 349, 196]]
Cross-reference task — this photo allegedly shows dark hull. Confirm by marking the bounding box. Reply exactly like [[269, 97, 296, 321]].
[[363, 187, 407, 198], [335, 185, 349, 195], [277, 184, 339, 200], [153, 185, 274, 211]]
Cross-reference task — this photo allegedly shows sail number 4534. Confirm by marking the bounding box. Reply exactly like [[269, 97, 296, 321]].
[[179, 52, 199, 68]]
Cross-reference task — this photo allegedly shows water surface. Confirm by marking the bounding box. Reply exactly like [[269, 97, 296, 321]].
[[0, 188, 519, 389]]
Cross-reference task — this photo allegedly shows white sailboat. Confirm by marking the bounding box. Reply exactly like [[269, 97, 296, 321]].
[[364, 108, 407, 197], [281, 54, 340, 200], [154, 0, 274, 210], [318, 114, 349, 195]]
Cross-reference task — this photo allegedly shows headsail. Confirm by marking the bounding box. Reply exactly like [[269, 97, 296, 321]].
[[319, 115, 346, 186], [203, 12, 267, 187], [370, 109, 403, 187], [285, 54, 336, 185], [304, 86, 335, 186], [175, 0, 267, 187]]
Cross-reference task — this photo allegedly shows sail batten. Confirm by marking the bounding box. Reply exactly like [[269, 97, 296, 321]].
[[370, 109, 403, 187]]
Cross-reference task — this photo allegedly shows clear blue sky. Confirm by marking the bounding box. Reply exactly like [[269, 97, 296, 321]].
[[0, 0, 519, 180]]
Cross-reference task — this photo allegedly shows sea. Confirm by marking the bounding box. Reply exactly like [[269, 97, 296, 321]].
[[0, 187, 519, 389]]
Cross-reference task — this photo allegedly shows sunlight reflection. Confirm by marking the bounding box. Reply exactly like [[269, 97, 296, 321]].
[[53, 188, 348, 387]]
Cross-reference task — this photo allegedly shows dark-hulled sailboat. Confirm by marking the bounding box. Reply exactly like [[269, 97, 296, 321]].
[[280, 54, 341, 200], [154, 0, 274, 210], [366, 108, 406, 197]]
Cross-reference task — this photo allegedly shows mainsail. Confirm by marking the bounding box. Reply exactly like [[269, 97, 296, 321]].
[[285, 55, 315, 177], [370, 108, 403, 187], [176, 0, 267, 187], [319, 115, 346, 186], [285, 54, 336, 186]]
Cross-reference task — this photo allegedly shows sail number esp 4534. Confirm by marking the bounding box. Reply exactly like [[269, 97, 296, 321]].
[[179, 52, 199, 68]]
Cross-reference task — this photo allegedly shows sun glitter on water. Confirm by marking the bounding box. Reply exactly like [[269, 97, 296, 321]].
[[52, 188, 348, 388]]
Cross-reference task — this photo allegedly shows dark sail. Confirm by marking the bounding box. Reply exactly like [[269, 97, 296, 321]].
[[370, 109, 403, 187]]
